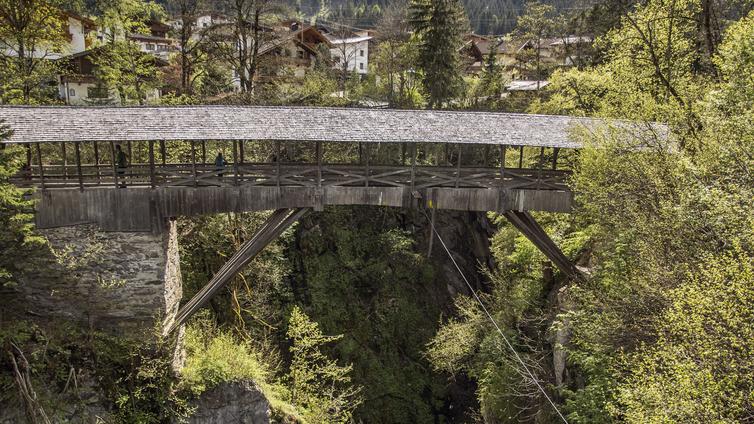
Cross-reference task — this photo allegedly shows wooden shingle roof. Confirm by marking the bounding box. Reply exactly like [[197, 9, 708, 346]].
[[0, 106, 632, 148]]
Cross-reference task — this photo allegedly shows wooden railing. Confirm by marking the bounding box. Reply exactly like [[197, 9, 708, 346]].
[[12, 162, 571, 192]]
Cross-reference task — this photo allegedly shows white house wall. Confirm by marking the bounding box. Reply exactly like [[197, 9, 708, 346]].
[[330, 39, 370, 75]]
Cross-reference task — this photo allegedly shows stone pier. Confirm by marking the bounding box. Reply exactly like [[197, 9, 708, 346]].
[[11, 220, 182, 333]]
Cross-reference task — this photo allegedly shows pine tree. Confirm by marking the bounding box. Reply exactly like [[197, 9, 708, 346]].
[[410, 0, 469, 108]]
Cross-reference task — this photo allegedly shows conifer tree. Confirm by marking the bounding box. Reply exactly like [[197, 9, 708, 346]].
[[409, 0, 468, 108]]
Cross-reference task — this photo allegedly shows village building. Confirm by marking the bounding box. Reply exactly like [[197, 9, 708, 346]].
[[128, 21, 176, 60], [56, 48, 168, 105], [327, 34, 372, 75], [0, 12, 96, 60]]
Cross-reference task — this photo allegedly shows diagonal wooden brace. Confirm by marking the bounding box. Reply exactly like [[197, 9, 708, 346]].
[[166, 208, 309, 334], [503, 210, 582, 280]]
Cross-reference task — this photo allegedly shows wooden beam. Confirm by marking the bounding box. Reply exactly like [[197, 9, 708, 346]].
[[502, 210, 581, 280], [410, 143, 417, 193], [191, 141, 198, 187], [201, 140, 207, 165], [74, 142, 83, 191], [160, 140, 166, 165], [61, 142, 67, 179], [35, 143, 45, 190], [110, 142, 118, 189], [364, 143, 370, 188], [500, 145, 507, 186], [232, 140, 239, 186], [552, 148, 560, 171], [93, 141, 100, 185], [275, 141, 281, 188], [316, 141, 322, 188], [239, 140, 245, 164], [518, 145, 524, 169], [167, 208, 309, 334], [455, 144, 463, 188], [149, 140, 156, 189]]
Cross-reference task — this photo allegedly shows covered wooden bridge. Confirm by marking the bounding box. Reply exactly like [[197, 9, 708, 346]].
[[0, 106, 620, 330]]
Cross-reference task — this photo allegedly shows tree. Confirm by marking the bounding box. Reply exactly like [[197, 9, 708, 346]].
[[0, 0, 67, 103], [168, 0, 207, 95], [512, 1, 556, 90], [409, 0, 468, 108], [286, 306, 362, 423], [0, 124, 44, 287], [374, 0, 420, 108], [207, 0, 282, 94], [95, 0, 165, 45], [93, 0, 166, 104], [94, 41, 163, 105]]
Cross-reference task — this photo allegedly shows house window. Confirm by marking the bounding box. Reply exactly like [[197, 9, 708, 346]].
[[333, 56, 341, 63], [146, 43, 155, 51], [87, 87, 109, 99], [360, 49, 364, 57], [297, 50, 305, 59], [359, 63, 364, 70], [68, 88, 76, 97]]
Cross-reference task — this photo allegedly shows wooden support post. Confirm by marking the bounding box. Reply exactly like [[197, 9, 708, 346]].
[[191, 140, 198, 187], [201, 140, 207, 165], [275, 141, 281, 188], [518, 145, 524, 168], [25, 144, 31, 170], [149, 140, 156, 189], [455, 144, 463, 188], [410, 143, 417, 193], [500, 145, 507, 187], [503, 211, 581, 280], [316, 141, 322, 188], [127, 141, 132, 163], [552, 147, 560, 170], [358, 142, 363, 165], [401, 143, 407, 165], [160, 140, 166, 165], [364, 143, 370, 188], [232, 140, 239, 186], [239, 140, 245, 164], [427, 202, 437, 258], [35, 143, 45, 190], [110, 142, 118, 189], [61, 142, 67, 179], [74, 142, 83, 191], [167, 208, 310, 334], [538, 147, 545, 189], [93, 140, 100, 185]]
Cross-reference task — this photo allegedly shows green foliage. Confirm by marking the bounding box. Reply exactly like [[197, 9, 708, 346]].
[[290, 207, 470, 423], [181, 321, 272, 396], [93, 41, 164, 105], [511, 1, 556, 83], [0, 126, 45, 287], [617, 247, 754, 423], [96, 0, 166, 43], [179, 318, 306, 420], [0, 320, 190, 423], [410, 0, 468, 108], [286, 306, 362, 423], [0, 0, 67, 104]]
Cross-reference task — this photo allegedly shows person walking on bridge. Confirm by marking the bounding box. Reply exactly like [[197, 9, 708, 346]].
[[214, 151, 226, 180], [115, 144, 129, 188]]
